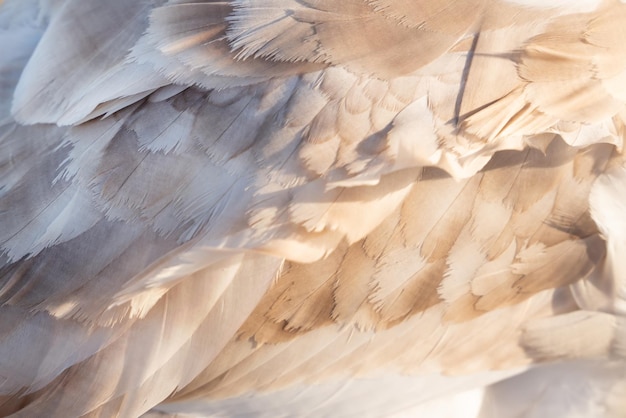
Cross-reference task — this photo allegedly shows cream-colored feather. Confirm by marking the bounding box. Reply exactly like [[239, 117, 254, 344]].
[[1, 0, 626, 416]]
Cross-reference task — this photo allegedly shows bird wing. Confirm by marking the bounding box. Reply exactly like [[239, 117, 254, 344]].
[[1, 0, 626, 416]]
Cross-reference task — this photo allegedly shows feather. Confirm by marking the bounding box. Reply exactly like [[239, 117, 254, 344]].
[[11, 0, 169, 125], [2, 0, 626, 416]]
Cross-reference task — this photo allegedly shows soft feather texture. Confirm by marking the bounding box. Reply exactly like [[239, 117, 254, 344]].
[[1, 0, 626, 417]]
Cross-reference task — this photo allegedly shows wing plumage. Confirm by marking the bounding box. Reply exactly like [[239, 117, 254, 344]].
[[1, 0, 626, 416]]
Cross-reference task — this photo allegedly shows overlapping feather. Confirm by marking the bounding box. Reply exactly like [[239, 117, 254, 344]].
[[1, 0, 626, 417]]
